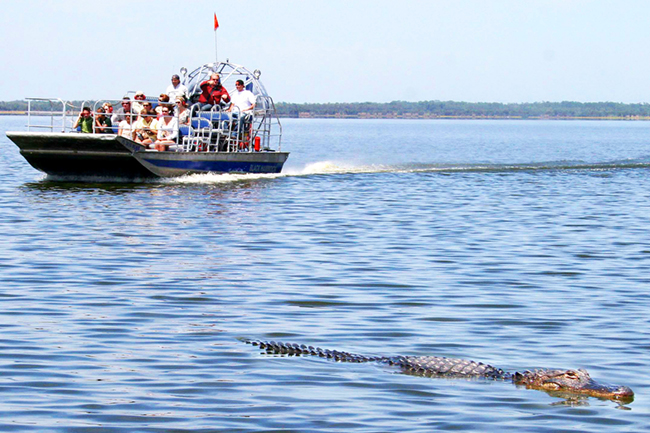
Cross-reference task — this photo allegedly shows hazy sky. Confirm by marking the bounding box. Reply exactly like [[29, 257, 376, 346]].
[[1, 0, 649, 104]]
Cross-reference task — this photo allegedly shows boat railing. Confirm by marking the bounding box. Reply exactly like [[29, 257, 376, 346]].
[[255, 95, 282, 152], [91, 100, 121, 134], [183, 104, 246, 152], [25, 98, 73, 133], [21, 95, 282, 154], [179, 98, 281, 153], [24, 98, 122, 134]]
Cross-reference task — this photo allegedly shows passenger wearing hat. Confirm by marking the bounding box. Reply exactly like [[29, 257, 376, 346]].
[[133, 91, 146, 114]]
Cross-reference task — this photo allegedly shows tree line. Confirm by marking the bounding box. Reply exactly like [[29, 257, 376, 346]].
[[275, 100, 650, 119], [0, 100, 83, 113], [3, 99, 650, 119]]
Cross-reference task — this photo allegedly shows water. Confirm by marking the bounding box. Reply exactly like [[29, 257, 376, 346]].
[[1, 116, 649, 432]]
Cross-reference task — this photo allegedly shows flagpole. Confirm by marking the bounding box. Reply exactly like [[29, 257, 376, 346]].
[[213, 13, 219, 64]]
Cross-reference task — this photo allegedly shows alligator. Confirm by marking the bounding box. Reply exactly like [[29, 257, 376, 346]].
[[245, 340, 634, 403]]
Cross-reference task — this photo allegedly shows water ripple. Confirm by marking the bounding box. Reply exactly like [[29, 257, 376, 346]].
[[1, 118, 649, 431]]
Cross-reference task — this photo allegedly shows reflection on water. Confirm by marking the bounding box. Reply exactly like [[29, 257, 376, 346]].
[[0, 117, 649, 431]]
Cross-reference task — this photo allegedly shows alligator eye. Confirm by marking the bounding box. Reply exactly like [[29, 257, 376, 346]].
[[564, 371, 579, 380]]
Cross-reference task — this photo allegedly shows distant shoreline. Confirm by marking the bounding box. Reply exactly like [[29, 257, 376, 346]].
[[4, 98, 650, 120], [288, 113, 650, 121], [275, 101, 650, 120]]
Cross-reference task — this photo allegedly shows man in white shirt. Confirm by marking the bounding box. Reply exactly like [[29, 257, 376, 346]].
[[165, 75, 189, 101], [230, 80, 256, 113], [229, 79, 256, 136]]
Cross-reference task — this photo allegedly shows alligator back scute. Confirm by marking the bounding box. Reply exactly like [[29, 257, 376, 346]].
[[394, 356, 506, 378], [249, 340, 379, 363]]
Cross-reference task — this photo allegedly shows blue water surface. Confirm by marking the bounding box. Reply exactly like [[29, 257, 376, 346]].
[[1, 116, 649, 432]]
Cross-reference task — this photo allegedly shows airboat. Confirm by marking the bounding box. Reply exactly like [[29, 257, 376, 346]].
[[6, 61, 289, 180]]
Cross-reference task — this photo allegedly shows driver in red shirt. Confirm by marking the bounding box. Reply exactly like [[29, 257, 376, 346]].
[[197, 73, 231, 111]]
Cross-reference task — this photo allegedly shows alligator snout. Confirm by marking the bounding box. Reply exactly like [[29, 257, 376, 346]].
[[609, 385, 635, 401]]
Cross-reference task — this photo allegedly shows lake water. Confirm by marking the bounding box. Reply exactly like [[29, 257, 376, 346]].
[[1, 116, 649, 432]]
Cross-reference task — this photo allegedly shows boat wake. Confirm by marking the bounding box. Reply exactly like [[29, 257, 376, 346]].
[[285, 158, 650, 176], [165, 172, 285, 184], [161, 161, 391, 184], [159, 158, 650, 184], [286, 161, 393, 175]]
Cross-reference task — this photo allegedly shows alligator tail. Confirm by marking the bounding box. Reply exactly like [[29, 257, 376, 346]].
[[243, 339, 382, 363]]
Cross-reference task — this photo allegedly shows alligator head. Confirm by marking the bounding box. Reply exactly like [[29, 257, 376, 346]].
[[513, 369, 634, 403]]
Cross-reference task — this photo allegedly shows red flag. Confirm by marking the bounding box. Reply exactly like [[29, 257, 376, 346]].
[[214, 13, 219, 30]]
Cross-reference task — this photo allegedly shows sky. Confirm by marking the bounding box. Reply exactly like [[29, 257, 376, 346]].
[[1, 0, 649, 104]]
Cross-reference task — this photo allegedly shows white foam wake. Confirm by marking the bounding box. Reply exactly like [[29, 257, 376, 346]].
[[285, 161, 392, 176], [164, 172, 285, 184], [163, 161, 388, 184]]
